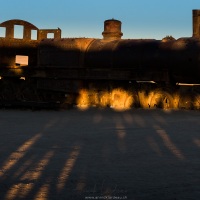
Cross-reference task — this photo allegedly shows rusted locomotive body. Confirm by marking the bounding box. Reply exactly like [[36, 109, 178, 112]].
[[0, 10, 200, 110]]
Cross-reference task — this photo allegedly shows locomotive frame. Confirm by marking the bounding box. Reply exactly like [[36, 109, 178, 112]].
[[0, 10, 200, 110]]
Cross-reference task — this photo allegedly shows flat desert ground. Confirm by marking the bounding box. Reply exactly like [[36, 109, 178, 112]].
[[0, 108, 200, 200]]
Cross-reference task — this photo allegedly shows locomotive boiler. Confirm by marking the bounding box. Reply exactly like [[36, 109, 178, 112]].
[[0, 10, 200, 110]]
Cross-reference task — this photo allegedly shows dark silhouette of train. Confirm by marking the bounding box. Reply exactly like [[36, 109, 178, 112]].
[[0, 10, 200, 110]]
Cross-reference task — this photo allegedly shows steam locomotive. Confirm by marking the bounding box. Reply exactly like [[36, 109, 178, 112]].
[[0, 10, 200, 110]]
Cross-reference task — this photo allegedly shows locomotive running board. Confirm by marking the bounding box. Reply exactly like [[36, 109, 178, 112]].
[[176, 83, 200, 86]]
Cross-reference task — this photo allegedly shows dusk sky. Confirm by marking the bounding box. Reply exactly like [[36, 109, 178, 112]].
[[0, 0, 200, 39]]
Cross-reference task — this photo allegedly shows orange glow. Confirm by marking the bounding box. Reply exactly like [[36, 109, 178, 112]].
[[137, 90, 153, 108], [194, 95, 200, 109], [76, 89, 90, 110], [154, 125, 185, 160], [5, 184, 21, 200], [57, 145, 80, 191], [99, 91, 110, 107], [5, 183, 34, 200], [21, 151, 54, 181], [1, 133, 42, 173], [76, 88, 134, 111], [4, 151, 54, 200], [110, 88, 134, 111], [34, 183, 50, 200], [13, 159, 33, 178], [76, 88, 200, 110]]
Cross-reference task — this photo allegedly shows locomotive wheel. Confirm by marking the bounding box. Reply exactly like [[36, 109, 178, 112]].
[[150, 90, 174, 109], [194, 94, 200, 110], [110, 88, 134, 110], [178, 93, 200, 110], [76, 89, 90, 109], [99, 91, 110, 107]]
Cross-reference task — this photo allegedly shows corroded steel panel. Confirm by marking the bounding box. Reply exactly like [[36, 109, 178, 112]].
[[0, 38, 39, 67], [102, 19, 123, 40], [38, 29, 61, 40], [193, 10, 200, 38], [0, 10, 200, 85], [38, 38, 94, 67], [0, 19, 38, 39], [84, 39, 120, 68], [38, 38, 81, 67]]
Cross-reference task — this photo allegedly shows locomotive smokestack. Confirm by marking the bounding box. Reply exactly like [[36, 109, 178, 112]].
[[193, 10, 200, 38], [102, 19, 123, 40]]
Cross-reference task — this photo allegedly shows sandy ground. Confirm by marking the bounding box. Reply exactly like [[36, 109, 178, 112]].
[[0, 108, 200, 200]]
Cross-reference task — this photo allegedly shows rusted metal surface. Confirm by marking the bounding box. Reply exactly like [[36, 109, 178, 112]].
[[0, 19, 61, 40], [38, 29, 61, 40], [193, 10, 200, 38], [102, 19, 123, 40], [0, 38, 38, 67], [0, 19, 38, 39], [0, 10, 199, 109]]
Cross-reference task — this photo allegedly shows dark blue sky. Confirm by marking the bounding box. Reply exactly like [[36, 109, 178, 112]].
[[0, 0, 200, 39]]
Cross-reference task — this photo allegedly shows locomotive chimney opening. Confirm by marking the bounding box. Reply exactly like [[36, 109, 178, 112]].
[[193, 10, 200, 38], [102, 19, 123, 40]]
